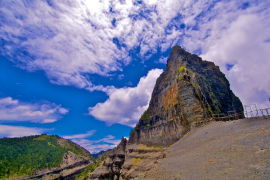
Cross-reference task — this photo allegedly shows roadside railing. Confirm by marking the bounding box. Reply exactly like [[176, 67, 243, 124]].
[[211, 107, 270, 121], [211, 111, 244, 121], [244, 108, 270, 118]]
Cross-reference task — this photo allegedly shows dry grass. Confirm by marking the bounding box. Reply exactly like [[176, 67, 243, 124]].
[[131, 158, 141, 165], [137, 144, 163, 151]]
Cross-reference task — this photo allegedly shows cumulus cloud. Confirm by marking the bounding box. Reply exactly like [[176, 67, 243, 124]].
[[0, 0, 232, 89], [63, 130, 121, 153], [0, 0, 128, 89], [0, 97, 68, 123], [201, 13, 270, 107], [73, 138, 119, 154], [89, 69, 163, 127], [0, 125, 47, 138]]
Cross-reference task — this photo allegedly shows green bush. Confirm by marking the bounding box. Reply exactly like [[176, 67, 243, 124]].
[[178, 65, 186, 72], [140, 111, 151, 121], [75, 161, 101, 180]]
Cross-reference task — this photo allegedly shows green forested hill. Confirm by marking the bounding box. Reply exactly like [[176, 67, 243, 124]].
[[0, 134, 92, 179]]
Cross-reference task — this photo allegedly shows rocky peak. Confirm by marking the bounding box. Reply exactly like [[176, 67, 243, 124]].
[[90, 46, 244, 179], [129, 45, 243, 146]]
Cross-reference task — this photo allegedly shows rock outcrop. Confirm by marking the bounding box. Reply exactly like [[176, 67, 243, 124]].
[[129, 45, 243, 146], [120, 144, 166, 179], [89, 140, 166, 180], [90, 138, 127, 180], [61, 151, 87, 168], [89, 45, 244, 179]]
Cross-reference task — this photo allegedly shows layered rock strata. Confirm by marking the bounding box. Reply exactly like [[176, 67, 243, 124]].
[[89, 45, 244, 179], [129, 45, 243, 146]]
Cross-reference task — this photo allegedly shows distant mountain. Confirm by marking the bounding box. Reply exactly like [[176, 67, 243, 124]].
[[92, 149, 112, 160], [0, 134, 93, 179], [92, 151, 106, 159]]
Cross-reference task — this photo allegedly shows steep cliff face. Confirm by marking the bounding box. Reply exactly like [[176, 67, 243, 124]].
[[129, 45, 243, 146], [89, 46, 244, 179]]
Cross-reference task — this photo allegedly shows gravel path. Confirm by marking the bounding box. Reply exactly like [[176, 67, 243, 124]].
[[145, 118, 270, 180]]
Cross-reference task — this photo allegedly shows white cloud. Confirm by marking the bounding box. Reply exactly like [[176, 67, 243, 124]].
[[0, 125, 47, 138], [94, 135, 121, 145], [0, 0, 225, 90], [63, 130, 120, 153], [0, 0, 128, 89], [0, 97, 68, 123], [63, 130, 96, 139], [72, 135, 121, 154], [1, 0, 270, 111], [89, 69, 163, 127], [73, 139, 117, 154], [201, 13, 270, 107]]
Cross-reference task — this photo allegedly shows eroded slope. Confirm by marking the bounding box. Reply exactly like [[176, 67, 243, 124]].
[[145, 117, 270, 180]]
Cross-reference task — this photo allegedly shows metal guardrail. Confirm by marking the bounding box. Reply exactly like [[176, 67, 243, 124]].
[[244, 108, 270, 118], [212, 111, 244, 121], [211, 107, 270, 121]]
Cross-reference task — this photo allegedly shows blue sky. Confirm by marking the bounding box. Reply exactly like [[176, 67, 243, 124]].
[[0, 0, 270, 153]]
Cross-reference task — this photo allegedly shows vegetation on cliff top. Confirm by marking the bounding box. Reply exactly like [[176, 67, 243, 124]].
[[0, 135, 91, 179]]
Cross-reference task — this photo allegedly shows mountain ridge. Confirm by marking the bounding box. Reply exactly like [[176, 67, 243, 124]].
[[0, 134, 93, 180]]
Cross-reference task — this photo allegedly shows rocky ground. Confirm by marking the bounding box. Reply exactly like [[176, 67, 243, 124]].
[[144, 117, 270, 180]]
